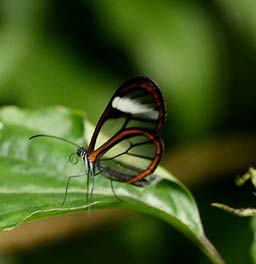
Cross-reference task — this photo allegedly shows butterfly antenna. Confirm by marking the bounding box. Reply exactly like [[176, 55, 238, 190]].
[[29, 134, 80, 148]]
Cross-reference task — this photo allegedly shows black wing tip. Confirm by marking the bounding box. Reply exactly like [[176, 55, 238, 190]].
[[123, 75, 159, 87]]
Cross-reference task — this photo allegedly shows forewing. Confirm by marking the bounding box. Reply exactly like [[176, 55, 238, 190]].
[[88, 76, 166, 153]]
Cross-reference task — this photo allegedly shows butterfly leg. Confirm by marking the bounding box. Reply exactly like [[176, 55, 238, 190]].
[[61, 173, 87, 207], [86, 170, 97, 216], [86, 169, 92, 203], [110, 180, 123, 202]]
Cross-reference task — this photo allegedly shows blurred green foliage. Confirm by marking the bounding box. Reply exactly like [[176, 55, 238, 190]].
[[0, 0, 256, 263]]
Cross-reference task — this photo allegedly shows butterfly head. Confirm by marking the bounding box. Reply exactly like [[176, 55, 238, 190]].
[[77, 147, 88, 160]]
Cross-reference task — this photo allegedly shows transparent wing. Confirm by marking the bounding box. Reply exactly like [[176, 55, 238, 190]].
[[89, 129, 163, 185], [88, 76, 166, 153]]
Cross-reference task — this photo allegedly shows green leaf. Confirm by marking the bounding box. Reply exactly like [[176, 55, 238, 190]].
[[235, 167, 256, 188], [212, 203, 256, 217], [212, 168, 256, 217], [251, 217, 256, 263], [0, 106, 224, 264]]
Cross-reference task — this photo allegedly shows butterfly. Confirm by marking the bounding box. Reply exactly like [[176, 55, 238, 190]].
[[30, 76, 166, 205]]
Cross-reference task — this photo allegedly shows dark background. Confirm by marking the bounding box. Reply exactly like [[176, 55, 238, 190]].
[[0, 1, 255, 263]]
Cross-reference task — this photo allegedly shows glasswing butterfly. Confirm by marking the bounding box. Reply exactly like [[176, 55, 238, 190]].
[[30, 76, 166, 205]]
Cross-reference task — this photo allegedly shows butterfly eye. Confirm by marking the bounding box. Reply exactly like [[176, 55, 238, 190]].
[[77, 148, 82, 157]]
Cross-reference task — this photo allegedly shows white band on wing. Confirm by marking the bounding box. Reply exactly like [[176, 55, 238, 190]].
[[112, 96, 158, 120]]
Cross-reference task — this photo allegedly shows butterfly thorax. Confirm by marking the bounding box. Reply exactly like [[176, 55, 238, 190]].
[[76, 147, 96, 176]]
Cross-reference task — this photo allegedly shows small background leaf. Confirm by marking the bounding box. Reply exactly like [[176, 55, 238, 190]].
[[251, 217, 256, 263]]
